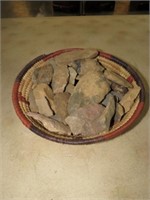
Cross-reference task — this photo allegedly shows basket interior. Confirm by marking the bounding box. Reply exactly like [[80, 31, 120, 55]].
[[16, 50, 141, 142]]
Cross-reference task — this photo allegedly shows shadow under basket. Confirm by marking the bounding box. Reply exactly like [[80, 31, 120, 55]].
[[12, 48, 145, 145]]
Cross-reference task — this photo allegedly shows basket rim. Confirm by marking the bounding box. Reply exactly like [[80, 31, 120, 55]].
[[12, 48, 145, 145]]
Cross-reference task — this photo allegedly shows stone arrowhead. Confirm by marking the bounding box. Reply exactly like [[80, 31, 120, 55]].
[[94, 94, 115, 133], [33, 83, 54, 117], [98, 93, 124, 124], [114, 103, 125, 123], [53, 92, 70, 123], [68, 67, 77, 85], [101, 93, 114, 106], [51, 64, 69, 94], [54, 49, 98, 66], [119, 84, 141, 113], [32, 62, 53, 84], [78, 58, 104, 76], [104, 69, 132, 88], [68, 59, 81, 74], [27, 112, 71, 135]]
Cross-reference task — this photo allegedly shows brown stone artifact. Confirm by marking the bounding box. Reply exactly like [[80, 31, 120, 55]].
[[95, 94, 115, 133], [32, 63, 53, 84], [32, 83, 54, 117], [114, 102, 125, 123], [55, 49, 98, 66], [68, 67, 77, 85], [53, 92, 70, 123], [67, 71, 110, 114], [65, 103, 105, 135], [78, 58, 104, 76], [27, 112, 71, 135], [104, 69, 132, 88], [119, 84, 141, 113], [51, 64, 69, 94]]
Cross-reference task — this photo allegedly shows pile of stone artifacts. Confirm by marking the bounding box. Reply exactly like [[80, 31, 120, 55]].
[[27, 49, 141, 137]]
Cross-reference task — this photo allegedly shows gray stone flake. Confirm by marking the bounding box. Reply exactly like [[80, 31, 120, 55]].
[[67, 71, 110, 114], [65, 103, 105, 135], [32, 63, 53, 84], [27, 112, 71, 135], [51, 64, 69, 94]]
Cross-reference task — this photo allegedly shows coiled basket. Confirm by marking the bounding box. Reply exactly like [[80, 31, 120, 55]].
[[12, 48, 145, 144]]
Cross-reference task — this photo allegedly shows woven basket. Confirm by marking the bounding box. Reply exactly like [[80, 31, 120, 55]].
[[12, 48, 145, 144]]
